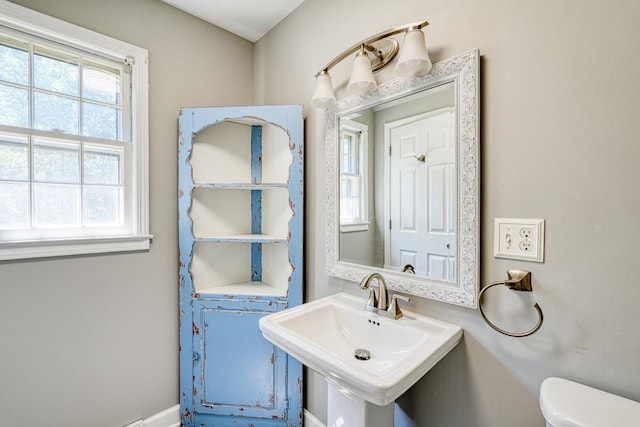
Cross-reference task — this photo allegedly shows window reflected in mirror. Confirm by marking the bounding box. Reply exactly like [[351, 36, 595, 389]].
[[340, 119, 369, 233]]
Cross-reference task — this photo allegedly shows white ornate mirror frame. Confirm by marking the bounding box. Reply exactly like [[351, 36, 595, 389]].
[[326, 49, 480, 308]]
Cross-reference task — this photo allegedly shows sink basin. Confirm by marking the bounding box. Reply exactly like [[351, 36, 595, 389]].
[[259, 292, 463, 406]]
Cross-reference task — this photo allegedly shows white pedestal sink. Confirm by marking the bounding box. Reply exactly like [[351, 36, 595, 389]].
[[259, 292, 463, 426]]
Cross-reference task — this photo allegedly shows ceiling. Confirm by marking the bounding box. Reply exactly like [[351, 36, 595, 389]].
[[160, 0, 306, 42]]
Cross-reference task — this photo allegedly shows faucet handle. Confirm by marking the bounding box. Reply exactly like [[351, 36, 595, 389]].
[[387, 294, 411, 319]]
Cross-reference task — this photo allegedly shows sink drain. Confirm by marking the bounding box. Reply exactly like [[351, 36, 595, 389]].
[[354, 348, 371, 361]]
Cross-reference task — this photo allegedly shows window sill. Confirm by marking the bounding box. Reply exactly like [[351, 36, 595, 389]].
[[0, 235, 153, 261], [340, 223, 370, 233]]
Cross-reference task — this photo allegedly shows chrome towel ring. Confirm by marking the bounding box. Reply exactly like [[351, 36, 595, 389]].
[[478, 270, 544, 338]]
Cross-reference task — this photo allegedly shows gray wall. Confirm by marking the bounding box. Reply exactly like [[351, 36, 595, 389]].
[[0, 1, 253, 425], [256, 0, 640, 425]]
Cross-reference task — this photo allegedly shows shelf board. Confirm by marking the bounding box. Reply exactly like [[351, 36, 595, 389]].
[[195, 234, 288, 243], [196, 281, 288, 297], [194, 183, 288, 190]]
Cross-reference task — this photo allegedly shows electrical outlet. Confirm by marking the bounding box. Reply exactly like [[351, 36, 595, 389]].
[[519, 227, 533, 238], [494, 218, 544, 262]]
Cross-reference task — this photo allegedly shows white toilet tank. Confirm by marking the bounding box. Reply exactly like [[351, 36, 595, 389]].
[[539, 377, 640, 427]]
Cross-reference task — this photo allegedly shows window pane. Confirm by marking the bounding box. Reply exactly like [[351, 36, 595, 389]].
[[83, 102, 119, 140], [0, 84, 29, 128], [340, 197, 360, 223], [340, 176, 348, 196], [33, 183, 80, 227], [341, 137, 352, 174], [83, 185, 122, 226], [33, 139, 79, 183], [0, 35, 29, 85], [84, 146, 122, 185], [340, 175, 360, 198], [343, 138, 352, 155], [34, 91, 79, 134], [0, 182, 29, 229], [340, 174, 361, 224], [0, 134, 29, 181], [341, 132, 360, 175], [33, 45, 79, 96], [83, 62, 120, 104]]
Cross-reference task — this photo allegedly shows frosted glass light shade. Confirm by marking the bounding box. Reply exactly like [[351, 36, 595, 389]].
[[347, 52, 377, 95], [395, 28, 432, 77], [311, 72, 337, 108]]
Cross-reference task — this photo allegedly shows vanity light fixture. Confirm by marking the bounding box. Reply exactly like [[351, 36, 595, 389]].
[[311, 20, 432, 109]]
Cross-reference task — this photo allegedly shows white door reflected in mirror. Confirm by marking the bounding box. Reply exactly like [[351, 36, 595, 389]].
[[386, 107, 455, 281]]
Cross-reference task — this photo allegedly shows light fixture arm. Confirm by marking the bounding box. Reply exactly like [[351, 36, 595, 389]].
[[315, 20, 429, 76]]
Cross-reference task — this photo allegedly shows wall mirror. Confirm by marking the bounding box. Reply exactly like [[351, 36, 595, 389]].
[[325, 49, 480, 308]]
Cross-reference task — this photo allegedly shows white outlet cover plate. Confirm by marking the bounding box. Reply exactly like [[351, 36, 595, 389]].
[[494, 218, 545, 262]]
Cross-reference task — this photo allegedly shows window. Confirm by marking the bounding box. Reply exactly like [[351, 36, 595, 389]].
[[0, 1, 149, 260], [339, 119, 369, 232]]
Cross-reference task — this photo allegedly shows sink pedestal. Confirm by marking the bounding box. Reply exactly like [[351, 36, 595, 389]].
[[327, 382, 394, 427]]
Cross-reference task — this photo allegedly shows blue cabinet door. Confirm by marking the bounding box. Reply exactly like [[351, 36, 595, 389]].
[[192, 299, 288, 419]]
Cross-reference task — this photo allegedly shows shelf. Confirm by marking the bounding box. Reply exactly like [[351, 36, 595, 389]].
[[190, 120, 292, 185], [195, 234, 288, 243], [191, 187, 291, 239], [194, 183, 288, 190], [191, 241, 292, 295], [196, 281, 288, 298]]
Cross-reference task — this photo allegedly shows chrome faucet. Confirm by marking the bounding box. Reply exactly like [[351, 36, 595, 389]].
[[359, 272, 410, 319], [360, 272, 389, 310]]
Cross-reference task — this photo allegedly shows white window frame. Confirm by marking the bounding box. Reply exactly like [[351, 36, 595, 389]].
[[339, 119, 369, 233], [0, 0, 150, 260]]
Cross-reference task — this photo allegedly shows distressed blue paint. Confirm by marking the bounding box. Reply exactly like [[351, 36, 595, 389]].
[[251, 190, 262, 282], [190, 413, 294, 427], [251, 242, 262, 282], [251, 190, 262, 235], [177, 109, 196, 427], [178, 105, 304, 427], [251, 125, 262, 184], [251, 125, 263, 283], [193, 299, 286, 418]]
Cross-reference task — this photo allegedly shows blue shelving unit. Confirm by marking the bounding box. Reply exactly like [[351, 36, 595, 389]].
[[178, 105, 304, 427]]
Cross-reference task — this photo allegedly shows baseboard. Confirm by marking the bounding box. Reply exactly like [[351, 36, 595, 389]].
[[126, 404, 179, 427], [129, 405, 316, 427], [304, 409, 325, 427]]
